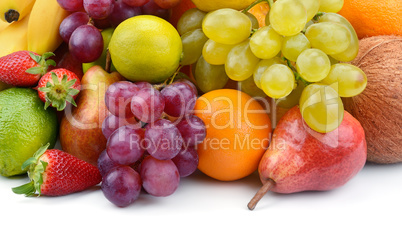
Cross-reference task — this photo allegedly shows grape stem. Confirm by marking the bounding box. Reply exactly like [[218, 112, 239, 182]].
[[242, 0, 273, 14], [283, 57, 310, 86], [105, 49, 111, 73]]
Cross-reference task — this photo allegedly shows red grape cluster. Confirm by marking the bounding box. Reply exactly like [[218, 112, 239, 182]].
[[99, 79, 206, 207], [57, 0, 182, 63]]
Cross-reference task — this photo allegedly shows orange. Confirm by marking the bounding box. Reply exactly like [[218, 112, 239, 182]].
[[248, 2, 269, 28], [194, 89, 272, 181], [338, 0, 402, 39]]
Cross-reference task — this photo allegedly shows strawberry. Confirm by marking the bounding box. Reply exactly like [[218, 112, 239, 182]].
[[0, 51, 55, 87], [37, 68, 81, 111], [12, 143, 102, 197]]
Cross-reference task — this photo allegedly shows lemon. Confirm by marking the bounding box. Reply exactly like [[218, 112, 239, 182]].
[[0, 88, 58, 177], [109, 15, 182, 83], [191, 0, 256, 12]]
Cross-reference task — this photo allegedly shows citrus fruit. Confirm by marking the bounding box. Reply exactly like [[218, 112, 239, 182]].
[[0, 88, 58, 177], [194, 89, 272, 181], [248, 2, 270, 27], [338, 0, 402, 39], [191, 0, 256, 12], [108, 15, 182, 83]]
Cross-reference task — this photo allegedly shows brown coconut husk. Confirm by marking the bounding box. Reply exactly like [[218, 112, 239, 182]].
[[343, 35, 402, 164]]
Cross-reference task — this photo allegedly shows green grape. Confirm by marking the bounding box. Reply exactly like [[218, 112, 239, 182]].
[[245, 12, 259, 30], [328, 55, 340, 65], [194, 55, 229, 93], [225, 39, 260, 81], [320, 63, 367, 97], [180, 29, 209, 66], [239, 76, 267, 98], [281, 32, 311, 62], [299, 0, 321, 21], [319, 0, 344, 13], [253, 57, 284, 89], [264, 12, 270, 27], [296, 48, 331, 82], [319, 13, 359, 62], [202, 8, 251, 45], [275, 80, 306, 109], [177, 8, 207, 35], [261, 64, 295, 99], [269, 0, 307, 36], [299, 83, 344, 133], [250, 25, 283, 59], [305, 22, 351, 55], [202, 39, 236, 65]]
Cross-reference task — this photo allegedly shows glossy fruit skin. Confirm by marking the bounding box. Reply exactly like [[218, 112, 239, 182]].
[[194, 89, 272, 181], [258, 106, 367, 193], [60, 66, 125, 166]]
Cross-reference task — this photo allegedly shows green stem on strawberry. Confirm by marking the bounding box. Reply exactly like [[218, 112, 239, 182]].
[[12, 143, 50, 197], [38, 72, 79, 111], [25, 52, 56, 76]]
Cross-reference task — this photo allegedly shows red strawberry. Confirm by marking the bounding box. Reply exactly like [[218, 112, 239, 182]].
[[0, 51, 55, 87], [37, 68, 81, 111], [12, 143, 102, 197]]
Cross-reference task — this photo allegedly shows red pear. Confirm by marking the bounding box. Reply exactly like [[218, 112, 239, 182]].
[[59, 65, 125, 165], [248, 106, 367, 210]]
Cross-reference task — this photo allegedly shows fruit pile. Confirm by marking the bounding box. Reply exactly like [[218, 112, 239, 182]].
[[0, 0, 400, 211]]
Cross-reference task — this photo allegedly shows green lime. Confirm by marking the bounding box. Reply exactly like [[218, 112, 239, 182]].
[[0, 88, 58, 177], [109, 15, 182, 83]]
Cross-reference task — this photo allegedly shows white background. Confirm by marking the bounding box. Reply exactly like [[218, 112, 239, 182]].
[[0, 158, 401, 230]]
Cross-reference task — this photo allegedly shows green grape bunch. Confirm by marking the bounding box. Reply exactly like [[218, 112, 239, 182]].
[[176, 0, 368, 134]]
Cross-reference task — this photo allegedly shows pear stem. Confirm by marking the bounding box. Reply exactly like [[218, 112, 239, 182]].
[[247, 178, 275, 210], [105, 49, 111, 73]]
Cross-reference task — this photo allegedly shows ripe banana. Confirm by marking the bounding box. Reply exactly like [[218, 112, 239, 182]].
[[0, 12, 30, 58], [27, 0, 70, 55], [0, 0, 35, 23], [0, 20, 9, 32]]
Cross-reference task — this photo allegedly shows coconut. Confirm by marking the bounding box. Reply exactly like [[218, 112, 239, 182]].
[[343, 35, 402, 164]]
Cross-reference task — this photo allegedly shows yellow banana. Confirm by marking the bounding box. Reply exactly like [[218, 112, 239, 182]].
[[27, 0, 70, 55], [0, 0, 35, 23], [0, 20, 9, 32], [0, 12, 30, 58]]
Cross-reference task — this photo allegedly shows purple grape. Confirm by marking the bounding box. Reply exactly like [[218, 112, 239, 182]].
[[69, 25, 103, 63], [172, 146, 199, 177], [176, 115, 206, 147], [175, 78, 198, 95], [101, 166, 142, 207], [92, 18, 112, 29], [123, 0, 150, 7], [161, 82, 197, 117], [102, 114, 139, 139], [57, 0, 84, 12], [140, 155, 180, 197], [144, 119, 183, 160], [130, 87, 165, 123], [59, 12, 90, 44], [135, 81, 153, 89], [106, 125, 145, 165], [141, 0, 171, 21], [97, 149, 121, 176], [105, 81, 139, 118], [154, 0, 181, 9], [83, 0, 114, 19], [108, 0, 142, 27]]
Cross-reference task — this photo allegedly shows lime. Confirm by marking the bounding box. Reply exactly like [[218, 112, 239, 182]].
[[0, 88, 58, 177], [109, 15, 182, 83]]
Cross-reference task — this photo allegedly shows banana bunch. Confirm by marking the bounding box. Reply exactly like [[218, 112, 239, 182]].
[[0, 0, 70, 57]]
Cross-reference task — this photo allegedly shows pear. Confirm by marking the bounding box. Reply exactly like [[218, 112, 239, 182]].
[[248, 106, 367, 210], [59, 65, 124, 165]]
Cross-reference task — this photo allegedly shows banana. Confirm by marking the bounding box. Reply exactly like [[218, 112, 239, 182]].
[[0, 0, 35, 23], [27, 0, 70, 55], [0, 20, 9, 32], [0, 12, 30, 58]]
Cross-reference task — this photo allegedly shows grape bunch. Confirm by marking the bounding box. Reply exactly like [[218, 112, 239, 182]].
[[178, 0, 368, 134], [98, 79, 206, 207], [57, 0, 182, 63]]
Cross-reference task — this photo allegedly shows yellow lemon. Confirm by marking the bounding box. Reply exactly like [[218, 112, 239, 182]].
[[109, 15, 182, 83]]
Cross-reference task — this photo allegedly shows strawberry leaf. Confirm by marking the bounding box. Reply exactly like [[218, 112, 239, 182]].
[[25, 66, 43, 75]]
